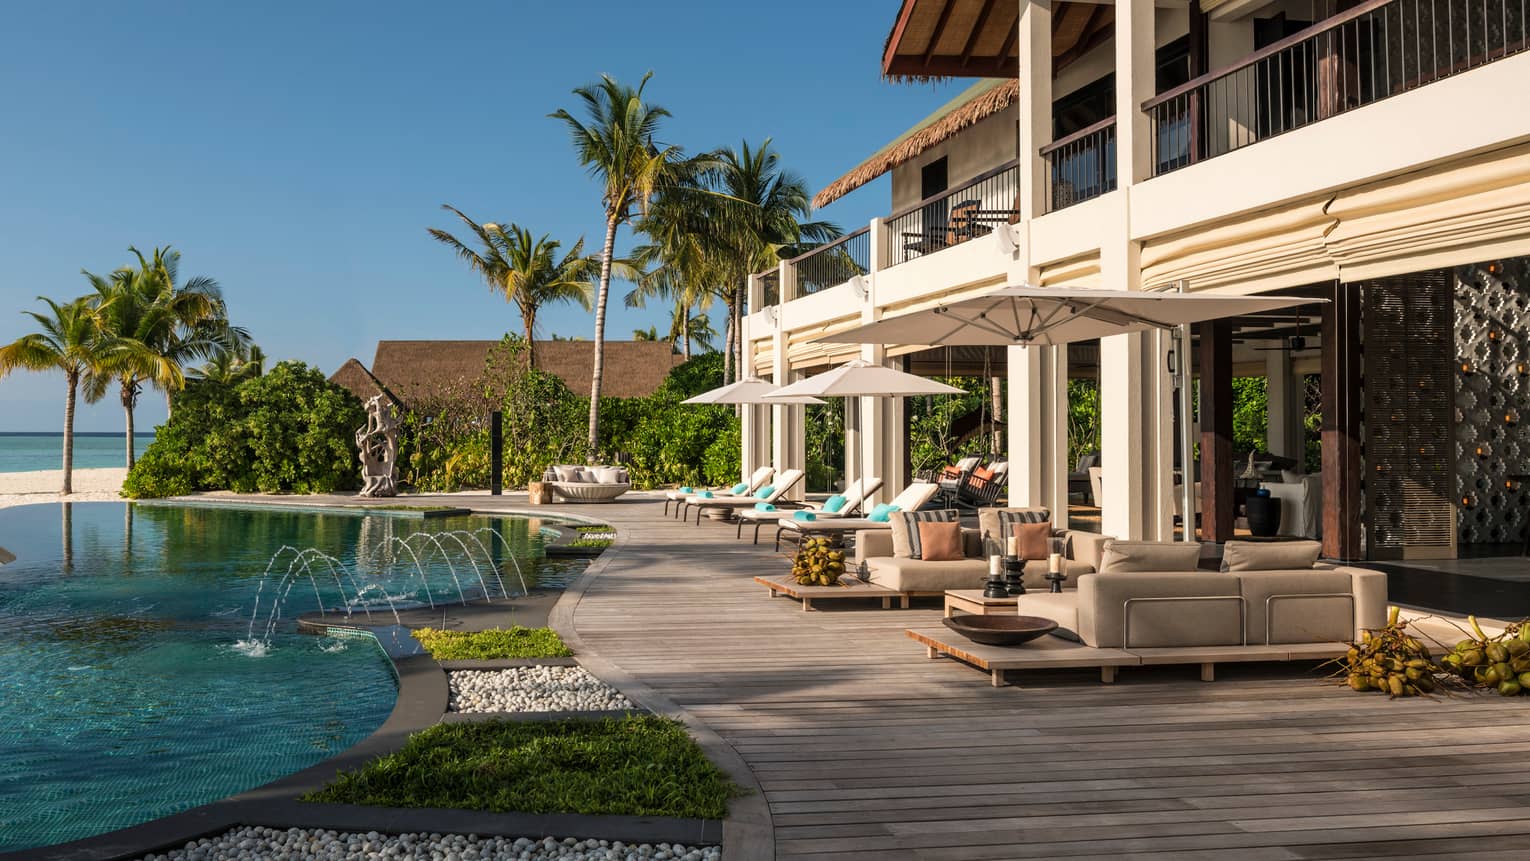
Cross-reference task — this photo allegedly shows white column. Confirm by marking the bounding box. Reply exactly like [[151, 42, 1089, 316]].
[[1116, 0, 1155, 187], [740, 275, 766, 481], [1008, 345, 1046, 506], [1017, 0, 1053, 222], [1047, 345, 1071, 527], [771, 260, 805, 501]]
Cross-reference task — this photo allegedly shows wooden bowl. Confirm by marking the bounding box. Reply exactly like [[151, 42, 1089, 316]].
[[942, 614, 1058, 646]]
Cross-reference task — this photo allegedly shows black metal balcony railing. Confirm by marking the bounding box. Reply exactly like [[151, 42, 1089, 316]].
[[1040, 118, 1117, 213], [790, 227, 870, 295], [886, 159, 1020, 267], [759, 270, 780, 308], [1145, 0, 1528, 175]]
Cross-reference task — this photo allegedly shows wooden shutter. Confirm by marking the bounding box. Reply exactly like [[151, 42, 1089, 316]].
[[1362, 272, 1458, 559]]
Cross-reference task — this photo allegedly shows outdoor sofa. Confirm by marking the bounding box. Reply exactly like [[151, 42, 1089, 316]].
[[854, 506, 1110, 598], [543, 464, 630, 503], [912, 539, 1388, 686]]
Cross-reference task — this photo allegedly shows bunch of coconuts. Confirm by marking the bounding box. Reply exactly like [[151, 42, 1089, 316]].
[[1341, 606, 1443, 697], [791, 537, 846, 587], [1440, 616, 1530, 696]]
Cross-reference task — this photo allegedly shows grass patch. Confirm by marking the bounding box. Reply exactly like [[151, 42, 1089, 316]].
[[566, 537, 613, 549], [362, 504, 460, 512], [303, 717, 739, 819], [412, 626, 573, 660]]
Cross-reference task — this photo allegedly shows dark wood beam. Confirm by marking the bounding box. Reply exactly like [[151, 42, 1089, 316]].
[[995, 17, 1019, 68], [960, 0, 1000, 68], [923, 0, 957, 67], [1199, 319, 1236, 542], [1321, 281, 1362, 560]]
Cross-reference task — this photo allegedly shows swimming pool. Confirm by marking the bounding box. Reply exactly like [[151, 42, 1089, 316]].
[[0, 502, 584, 853]]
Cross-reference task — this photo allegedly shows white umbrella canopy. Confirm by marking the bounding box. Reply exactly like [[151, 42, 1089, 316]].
[[681, 377, 826, 405], [764, 359, 965, 399], [814, 285, 1322, 347]]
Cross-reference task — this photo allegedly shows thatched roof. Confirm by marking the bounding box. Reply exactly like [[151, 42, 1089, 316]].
[[881, 0, 1113, 83], [812, 78, 1017, 209], [329, 358, 393, 404], [347, 340, 686, 406]]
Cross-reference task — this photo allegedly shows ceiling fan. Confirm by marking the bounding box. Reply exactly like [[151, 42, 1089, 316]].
[[1251, 310, 1316, 353]]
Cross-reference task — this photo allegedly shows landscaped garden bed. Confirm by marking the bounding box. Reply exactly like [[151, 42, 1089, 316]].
[[448, 666, 635, 713], [136, 825, 719, 861], [304, 716, 739, 820], [412, 626, 573, 660]]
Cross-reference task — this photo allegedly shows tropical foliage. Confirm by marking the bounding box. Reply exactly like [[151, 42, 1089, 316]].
[[428, 206, 596, 369], [122, 361, 363, 497]]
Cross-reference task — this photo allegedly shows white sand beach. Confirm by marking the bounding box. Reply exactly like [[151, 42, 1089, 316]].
[[0, 467, 126, 509]]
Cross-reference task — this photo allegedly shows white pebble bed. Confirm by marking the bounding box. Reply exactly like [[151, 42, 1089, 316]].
[[448, 666, 635, 713], [137, 826, 719, 860]]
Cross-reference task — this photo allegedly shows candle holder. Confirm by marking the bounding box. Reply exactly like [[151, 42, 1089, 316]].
[[1003, 556, 1027, 595], [983, 572, 1010, 599]]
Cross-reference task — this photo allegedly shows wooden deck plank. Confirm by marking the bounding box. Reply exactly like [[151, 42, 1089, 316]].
[[531, 494, 1530, 858]]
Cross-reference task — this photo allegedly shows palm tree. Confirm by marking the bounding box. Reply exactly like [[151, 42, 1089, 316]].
[[87, 246, 234, 467], [188, 342, 265, 385], [668, 304, 716, 359], [428, 206, 597, 369], [0, 297, 121, 494], [551, 71, 683, 461], [632, 325, 661, 342], [704, 139, 839, 380]]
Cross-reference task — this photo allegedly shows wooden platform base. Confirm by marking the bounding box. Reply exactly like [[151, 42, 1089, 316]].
[[756, 573, 902, 610], [908, 627, 1347, 687]]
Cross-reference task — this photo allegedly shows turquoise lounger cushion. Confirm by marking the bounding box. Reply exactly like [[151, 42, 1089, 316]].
[[754, 502, 776, 511], [793, 510, 816, 521], [700, 490, 713, 498], [679, 486, 693, 493], [822, 494, 848, 513], [731, 482, 749, 494], [754, 485, 775, 499], [867, 503, 901, 523]]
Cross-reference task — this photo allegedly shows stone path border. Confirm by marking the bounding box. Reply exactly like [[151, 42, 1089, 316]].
[[0, 498, 737, 861]]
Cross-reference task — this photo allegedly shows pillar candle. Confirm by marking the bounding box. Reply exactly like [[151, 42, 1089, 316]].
[[989, 555, 1002, 577], [1048, 552, 1063, 575], [1005, 535, 1017, 557]]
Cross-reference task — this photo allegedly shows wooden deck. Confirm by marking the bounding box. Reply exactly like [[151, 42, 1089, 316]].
[[561, 495, 1530, 860]]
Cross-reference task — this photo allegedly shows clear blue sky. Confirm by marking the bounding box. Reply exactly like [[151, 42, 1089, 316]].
[[0, 1, 963, 432]]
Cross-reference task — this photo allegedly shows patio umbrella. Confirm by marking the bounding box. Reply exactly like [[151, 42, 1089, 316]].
[[766, 360, 964, 501], [813, 285, 1318, 347], [681, 376, 825, 405], [815, 285, 1324, 540]]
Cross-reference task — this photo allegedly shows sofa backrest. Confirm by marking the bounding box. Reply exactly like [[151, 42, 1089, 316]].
[[1076, 565, 1389, 649]]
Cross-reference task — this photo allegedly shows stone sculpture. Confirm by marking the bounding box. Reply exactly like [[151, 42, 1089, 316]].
[[355, 394, 400, 498]]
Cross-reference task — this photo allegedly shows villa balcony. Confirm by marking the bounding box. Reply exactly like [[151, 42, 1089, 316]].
[[1144, 0, 1528, 176], [884, 159, 1018, 267], [1041, 118, 1116, 214]]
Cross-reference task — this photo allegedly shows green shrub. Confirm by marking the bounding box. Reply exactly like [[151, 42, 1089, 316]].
[[302, 716, 739, 820], [411, 626, 573, 660], [124, 362, 364, 498]]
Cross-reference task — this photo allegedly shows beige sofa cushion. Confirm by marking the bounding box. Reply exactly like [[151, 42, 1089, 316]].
[[1079, 572, 1242, 648], [1098, 541, 1202, 573], [1222, 540, 1322, 572], [1334, 566, 1390, 634], [866, 557, 988, 593], [1237, 569, 1357, 644], [1015, 591, 1080, 640]]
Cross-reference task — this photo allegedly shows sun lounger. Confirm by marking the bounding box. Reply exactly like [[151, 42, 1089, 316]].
[[772, 481, 942, 551], [665, 466, 773, 518], [734, 476, 885, 542], [689, 469, 804, 524]]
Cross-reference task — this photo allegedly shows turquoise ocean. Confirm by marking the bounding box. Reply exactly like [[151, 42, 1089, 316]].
[[0, 433, 155, 473]]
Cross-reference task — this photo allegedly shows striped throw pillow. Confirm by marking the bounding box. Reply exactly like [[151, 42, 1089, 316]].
[[984, 508, 1052, 555], [891, 509, 959, 559]]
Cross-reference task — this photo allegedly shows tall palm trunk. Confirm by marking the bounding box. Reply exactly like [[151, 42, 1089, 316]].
[[121, 378, 138, 469], [587, 213, 620, 463], [62, 370, 77, 495], [722, 312, 735, 384], [733, 289, 744, 385], [522, 307, 538, 369], [682, 311, 691, 361]]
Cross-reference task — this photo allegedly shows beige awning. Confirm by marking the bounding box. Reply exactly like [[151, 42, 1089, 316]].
[[1037, 254, 1102, 289], [1140, 199, 1339, 293], [1326, 142, 1530, 281]]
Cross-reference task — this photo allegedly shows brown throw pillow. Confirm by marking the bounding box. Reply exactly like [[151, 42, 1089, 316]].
[[1012, 521, 1052, 560], [917, 521, 964, 561]]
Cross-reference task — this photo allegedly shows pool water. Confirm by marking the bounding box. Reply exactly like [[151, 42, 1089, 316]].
[[0, 502, 584, 852]]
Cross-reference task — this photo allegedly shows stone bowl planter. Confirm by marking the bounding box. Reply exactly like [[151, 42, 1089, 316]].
[[942, 615, 1058, 647]]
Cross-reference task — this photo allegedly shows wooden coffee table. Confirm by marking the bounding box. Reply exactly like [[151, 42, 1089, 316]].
[[944, 589, 1019, 617]]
